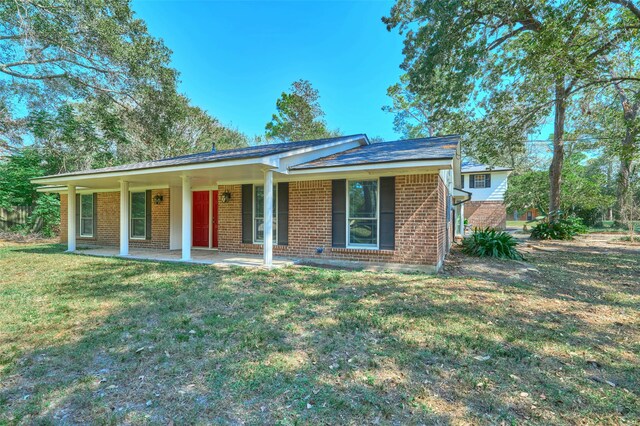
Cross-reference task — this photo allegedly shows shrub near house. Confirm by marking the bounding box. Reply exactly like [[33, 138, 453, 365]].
[[462, 227, 524, 260]]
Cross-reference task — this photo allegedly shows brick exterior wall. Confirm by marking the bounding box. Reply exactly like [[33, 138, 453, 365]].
[[59, 189, 170, 249], [58, 174, 452, 268], [217, 173, 448, 267], [436, 177, 449, 265], [464, 201, 507, 230]]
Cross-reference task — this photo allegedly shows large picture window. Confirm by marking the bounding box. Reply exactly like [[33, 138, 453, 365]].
[[79, 194, 94, 237], [347, 180, 378, 247], [130, 191, 146, 239], [254, 185, 277, 244]]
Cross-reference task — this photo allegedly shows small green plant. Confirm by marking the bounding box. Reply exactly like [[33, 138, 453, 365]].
[[29, 194, 60, 237], [561, 216, 589, 234], [530, 216, 588, 240], [462, 227, 524, 260]]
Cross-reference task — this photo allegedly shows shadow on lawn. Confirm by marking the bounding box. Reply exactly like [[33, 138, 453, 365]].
[[1, 243, 638, 424]]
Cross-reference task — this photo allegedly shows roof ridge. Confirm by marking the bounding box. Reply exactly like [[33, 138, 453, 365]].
[[32, 134, 369, 180], [156, 134, 368, 162]]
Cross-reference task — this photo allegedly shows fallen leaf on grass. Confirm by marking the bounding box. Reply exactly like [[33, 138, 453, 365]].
[[474, 355, 491, 361]]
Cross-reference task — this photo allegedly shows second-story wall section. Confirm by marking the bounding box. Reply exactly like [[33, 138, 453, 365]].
[[460, 163, 512, 230], [461, 170, 509, 202]]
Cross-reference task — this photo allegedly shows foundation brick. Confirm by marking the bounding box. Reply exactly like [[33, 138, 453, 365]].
[[464, 201, 507, 230]]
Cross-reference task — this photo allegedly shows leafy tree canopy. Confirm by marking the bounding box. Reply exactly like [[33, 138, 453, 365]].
[[383, 74, 466, 139], [265, 80, 339, 142], [0, 148, 47, 208], [0, 0, 250, 235], [384, 0, 640, 216], [0, 0, 177, 149], [505, 152, 615, 224]]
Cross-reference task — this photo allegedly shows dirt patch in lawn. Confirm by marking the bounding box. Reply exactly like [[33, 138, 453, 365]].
[[443, 245, 541, 283], [445, 233, 640, 284]]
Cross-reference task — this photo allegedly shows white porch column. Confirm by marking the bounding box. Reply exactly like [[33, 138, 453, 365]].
[[263, 170, 273, 267], [119, 180, 129, 256], [181, 175, 192, 261], [459, 203, 465, 236], [67, 185, 76, 252]]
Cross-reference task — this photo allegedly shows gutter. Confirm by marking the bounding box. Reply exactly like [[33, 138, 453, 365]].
[[453, 187, 472, 206]]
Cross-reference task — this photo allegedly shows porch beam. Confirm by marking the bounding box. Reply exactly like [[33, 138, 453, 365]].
[[263, 169, 273, 267], [67, 185, 76, 252], [119, 180, 129, 256], [181, 175, 192, 261]]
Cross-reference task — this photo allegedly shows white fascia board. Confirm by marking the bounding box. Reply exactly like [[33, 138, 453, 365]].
[[37, 184, 170, 194], [30, 156, 276, 185], [461, 168, 513, 174], [287, 159, 453, 175]]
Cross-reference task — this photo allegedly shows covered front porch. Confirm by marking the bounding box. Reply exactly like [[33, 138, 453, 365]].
[[42, 159, 283, 266], [75, 246, 295, 268]]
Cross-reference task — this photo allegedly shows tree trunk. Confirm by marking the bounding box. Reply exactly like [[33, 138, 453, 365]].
[[617, 135, 632, 217], [611, 77, 638, 221], [549, 82, 566, 221], [615, 118, 638, 220]]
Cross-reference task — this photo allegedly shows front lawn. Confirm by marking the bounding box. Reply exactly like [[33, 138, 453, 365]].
[[0, 240, 638, 424], [506, 220, 539, 228]]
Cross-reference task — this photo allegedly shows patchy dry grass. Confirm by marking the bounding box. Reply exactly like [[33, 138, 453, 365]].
[[0, 239, 638, 425]]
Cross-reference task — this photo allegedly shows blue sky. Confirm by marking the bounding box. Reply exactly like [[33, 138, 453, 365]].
[[133, 0, 405, 141]]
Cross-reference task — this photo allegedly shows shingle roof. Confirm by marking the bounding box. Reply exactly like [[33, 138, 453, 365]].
[[461, 161, 512, 173], [290, 135, 460, 170], [37, 134, 368, 179]]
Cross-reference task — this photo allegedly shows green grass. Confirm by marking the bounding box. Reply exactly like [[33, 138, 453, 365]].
[[589, 220, 640, 233], [0, 241, 638, 424], [506, 220, 539, 228]]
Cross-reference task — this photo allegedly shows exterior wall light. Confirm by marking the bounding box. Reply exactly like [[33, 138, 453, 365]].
[[221, 191, 232, 203], [153, 194, 164, 205]]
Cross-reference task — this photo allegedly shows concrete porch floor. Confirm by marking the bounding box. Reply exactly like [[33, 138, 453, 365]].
[[75, 246, 295, 268]]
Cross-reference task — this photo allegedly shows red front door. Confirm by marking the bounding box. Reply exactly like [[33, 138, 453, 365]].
[[212, 190, 219, 248], [192, 191, 209, 247]]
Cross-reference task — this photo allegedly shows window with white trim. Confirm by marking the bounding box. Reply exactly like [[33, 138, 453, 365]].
[[253, 185, 277, 244], [473, 174, 489, 188], [80, 194, 94, 237], [130, 191, 146, 239], [347, 179, 378, 247]]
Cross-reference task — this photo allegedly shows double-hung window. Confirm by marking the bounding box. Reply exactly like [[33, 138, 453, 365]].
[[347, 179, 378, 248], [253, 185, 277, 244], [79, 194, 94, 237], [130, 191, 146, 239], [473, 174, 489, 188]]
